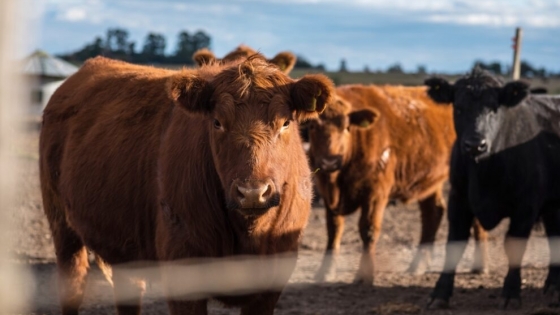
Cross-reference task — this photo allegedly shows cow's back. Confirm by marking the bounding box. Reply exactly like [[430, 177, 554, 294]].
[[40, 57, 176, 263], [339, 85, 455, 202]]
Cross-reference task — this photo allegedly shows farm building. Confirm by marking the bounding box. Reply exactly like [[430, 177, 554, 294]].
[[22, 50, 78, 115]]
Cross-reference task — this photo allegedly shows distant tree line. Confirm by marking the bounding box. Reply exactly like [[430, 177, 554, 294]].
[[355, 60, 558, 77], [473, 60, 555, 78], [295, 55, 325, 70], [58, 27, 211, 65]]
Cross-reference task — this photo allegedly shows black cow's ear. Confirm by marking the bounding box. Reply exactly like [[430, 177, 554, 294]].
[[291, 74, 334, 121], [269, 51, 297, 74], [348, 109, 379, 129], [192, 48, 216, 67], [425, 77, 454, 104], [167, 72, 214, 114], [499, 81, 529, 107]]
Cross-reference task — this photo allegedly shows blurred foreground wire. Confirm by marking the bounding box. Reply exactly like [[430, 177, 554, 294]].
[[0, 0, 31, 312]]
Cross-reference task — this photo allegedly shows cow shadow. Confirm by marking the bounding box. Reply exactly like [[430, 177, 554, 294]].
[[17, 258, 559, 315]]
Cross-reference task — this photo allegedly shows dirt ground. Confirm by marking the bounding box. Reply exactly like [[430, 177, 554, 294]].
[[7, 129, 560, 315]]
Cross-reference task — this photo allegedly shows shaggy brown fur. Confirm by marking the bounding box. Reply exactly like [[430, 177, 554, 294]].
[[193, 45, 297, 74], [307, 84, 488, 284], [40, 55, 334, 315]]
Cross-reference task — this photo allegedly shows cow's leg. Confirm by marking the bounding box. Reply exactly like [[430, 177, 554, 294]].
[[427, 189, 473, 309], [408, 188, 445, 274], [472, 219, 489, 274], [52, 224, 89, 315], [315, 206, 345, 281], [355, 193, 389, 285], [240, 291, 282, 315], [542, 210, 560, 303], [111, 267, 146, 315], [500, 217, 532, 309], [167, 300, 208, 315]]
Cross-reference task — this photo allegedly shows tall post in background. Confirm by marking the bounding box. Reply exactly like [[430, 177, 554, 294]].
[[511, 27, 522, 80], [0, 0, 27, 312]]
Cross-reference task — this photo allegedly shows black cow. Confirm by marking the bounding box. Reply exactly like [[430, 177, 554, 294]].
[[425, 68, 560, 309]]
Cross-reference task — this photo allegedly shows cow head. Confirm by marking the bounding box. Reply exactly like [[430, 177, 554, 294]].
[[193, 45, 297, 74], [425, 68, 529, 160], [168, 55, 333, 216], [306, 94, 378, 172]]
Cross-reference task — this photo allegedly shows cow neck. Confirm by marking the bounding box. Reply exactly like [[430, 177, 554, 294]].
[[315, 170, 340, 210], [228, 202, 291, 256], [347, 126, 389, 174], [485, 103, 541, 157]]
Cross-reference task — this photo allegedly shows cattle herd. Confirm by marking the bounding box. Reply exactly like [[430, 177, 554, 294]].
[[38, 45, 560, 314]]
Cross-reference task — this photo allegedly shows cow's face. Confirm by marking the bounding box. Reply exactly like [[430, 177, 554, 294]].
[[168, 56, 333, 216], [307, 97, 378, 172], [425, 69, 529, 160]]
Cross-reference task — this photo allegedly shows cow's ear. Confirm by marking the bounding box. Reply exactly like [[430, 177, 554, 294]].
[[193, 48, 216, 67], [269, 52, 297, 74], [499, 81, 529, 107], [425, 77, 454, 104], [291, 74, 334, 121], [348, 109, 379, 129], [167, 72, 214, 114]]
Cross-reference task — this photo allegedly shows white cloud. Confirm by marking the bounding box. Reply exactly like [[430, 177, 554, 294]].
[[245, 0, 560, 28], [61, 7, 87, 21]]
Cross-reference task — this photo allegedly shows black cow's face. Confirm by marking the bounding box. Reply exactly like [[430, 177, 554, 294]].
[[425, 69, 529, 160]]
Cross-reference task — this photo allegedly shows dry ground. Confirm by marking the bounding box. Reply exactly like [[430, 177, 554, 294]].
[[6, 128, 559, 315]]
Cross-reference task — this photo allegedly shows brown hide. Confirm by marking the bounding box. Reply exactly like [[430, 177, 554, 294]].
[[40, 55, 333, 314], [308, 84, 488, 283], [193, 45, 297, 74], [309, 84, 454, 206]]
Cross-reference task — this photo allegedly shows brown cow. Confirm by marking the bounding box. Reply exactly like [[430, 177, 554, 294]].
[[193, 45, 297, 74], [307, 84, 488, 284], [39, 55, 334, 314]]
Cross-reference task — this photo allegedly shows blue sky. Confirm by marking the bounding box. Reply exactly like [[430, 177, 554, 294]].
[[28, 0, 560, 73]]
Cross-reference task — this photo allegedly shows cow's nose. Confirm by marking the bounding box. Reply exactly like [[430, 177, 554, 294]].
[[463, 137, 488, 156], [235, 179, 276, 209], [320, 155, 342, 172]]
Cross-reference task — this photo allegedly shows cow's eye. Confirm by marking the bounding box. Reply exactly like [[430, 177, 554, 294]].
[[282, 120, 290, 128], [213, 119, 222, 129]]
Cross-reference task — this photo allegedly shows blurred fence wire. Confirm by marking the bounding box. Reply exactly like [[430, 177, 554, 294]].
[[0, 0, 29, 312]]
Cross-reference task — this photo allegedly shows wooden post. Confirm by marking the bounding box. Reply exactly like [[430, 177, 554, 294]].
[[512, 27, 522, 80]]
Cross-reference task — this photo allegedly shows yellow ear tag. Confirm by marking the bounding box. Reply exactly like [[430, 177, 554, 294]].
[[306, 97, 317, 112]]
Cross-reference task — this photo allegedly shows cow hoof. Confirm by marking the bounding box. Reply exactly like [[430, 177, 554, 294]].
[[353, 276, 374, 286], [407, 248, 431, 275], [314, 267, 338, 283], [426, 298, 449, 310], [406, 265, 426, 275], [500, 297, 521, 310], [471, 267, 489, 275]]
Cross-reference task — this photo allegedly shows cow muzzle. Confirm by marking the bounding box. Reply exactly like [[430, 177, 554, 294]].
[[319, 155, 342, 172], [463, 136, 488, 157], [229, 179, 279, 214]]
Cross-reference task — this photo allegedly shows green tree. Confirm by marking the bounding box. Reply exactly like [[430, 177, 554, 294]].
[[473, 60, 502, 75], [172, 30, 211, 64], [141, 33, 166, 62], [105, 28, 134, 58], [387, 63, 403, 73]]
